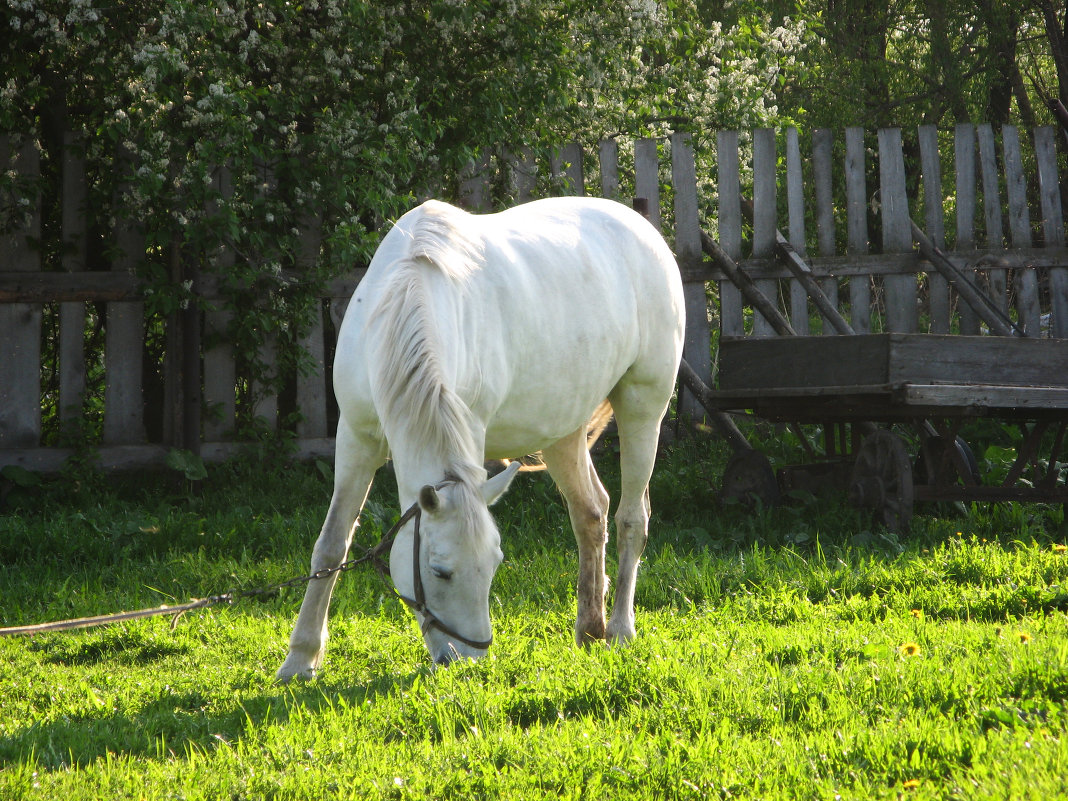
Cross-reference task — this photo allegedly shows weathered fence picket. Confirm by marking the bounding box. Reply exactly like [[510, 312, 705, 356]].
[[716, 129, 745, 338], [918, 124, 950, 334], [0, 137, 42, 450], [104, 149, 147, 447], [955, 123, 980, 335], [670, 131, 711, 419], [1036, 126, 1068, 337], [203, 167, 237, 444], [59, 132, 88, 431], [844, 126, 872, 334], [2, 124, 1068, 473]]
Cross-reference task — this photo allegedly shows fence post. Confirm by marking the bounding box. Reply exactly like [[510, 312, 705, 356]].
[[1002, 126, 1041, 336], [295, 214, 328, 442], [878, 127, 918, 333], [634, 139, 660, 228], [104, 144, 147, 446], [751, 128, 778, 337], [717, 130, 744, 337], [507, 147, 538, 203], [203, 166, 237, 443], [812, 128, 841, 333], [976, 123, 1008, 312], [163, 238, 201, 451], [670, 132, 712, 418], [59, 130, 88, 431], [1035, 126, 1068, 338], [459, 151, 493, 211], [918, 124, 950, 333], [844, 127, 872, 334], [251, 157, 279, 429], [0, 135, 43, 448], [182, 262, 202, 454], [598, 139, 620, 200], [955, 123, 980, 334], [784, 127, 812, 333], [551, 143, 584, 196]]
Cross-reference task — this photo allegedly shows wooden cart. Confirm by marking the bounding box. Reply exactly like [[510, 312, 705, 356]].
[[705, 334, 1068, 530], [684, 124, 1068, 531]]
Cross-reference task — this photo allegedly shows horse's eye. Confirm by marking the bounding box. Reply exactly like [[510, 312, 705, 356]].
[[430, 566, 453, 581]]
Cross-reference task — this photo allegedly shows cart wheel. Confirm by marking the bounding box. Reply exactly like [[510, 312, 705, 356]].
[[721, 449, 780, 507], [915, 435, 980, 486], [849, 430, 914, 533]]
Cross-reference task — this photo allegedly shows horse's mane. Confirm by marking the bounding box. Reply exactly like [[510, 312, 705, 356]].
[[367, 201, 487, 490]]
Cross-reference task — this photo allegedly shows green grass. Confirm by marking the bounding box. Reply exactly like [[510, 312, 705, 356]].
[[2, 435, 1067, 799]]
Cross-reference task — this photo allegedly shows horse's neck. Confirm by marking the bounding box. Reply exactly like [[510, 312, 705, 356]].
[[388, 430, 486, 501]]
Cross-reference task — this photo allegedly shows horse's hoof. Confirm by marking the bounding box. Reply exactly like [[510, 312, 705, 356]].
[[574, 623, 607, 647], [606, 623, 636, 645], [276, 660, 317, 684]]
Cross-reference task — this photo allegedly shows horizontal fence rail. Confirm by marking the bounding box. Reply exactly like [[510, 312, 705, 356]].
[[2, 124, 1067, 473]]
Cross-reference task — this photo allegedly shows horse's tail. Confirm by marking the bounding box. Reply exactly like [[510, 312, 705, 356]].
[[500, 399, 614, 473], [585, 399, 614, 450]]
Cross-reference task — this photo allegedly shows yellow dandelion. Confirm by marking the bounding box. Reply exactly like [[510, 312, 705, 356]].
[[903, 778, 921, 791], [1019, 632, 1032, 644], [956, 531, 963, 537], [899, 642, 922, 657], [1053, 544, 1067, 554], [910, 609, 923, 619]]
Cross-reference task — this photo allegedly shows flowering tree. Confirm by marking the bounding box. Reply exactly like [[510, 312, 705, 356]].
[[3, 0, 805, 247], [1, 0, 805, 433]]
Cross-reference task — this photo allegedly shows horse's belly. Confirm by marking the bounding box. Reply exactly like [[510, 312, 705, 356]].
[[483, 418, 583, 459], [481, 370, 623, 459]]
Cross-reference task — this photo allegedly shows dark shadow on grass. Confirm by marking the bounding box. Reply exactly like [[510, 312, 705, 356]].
[[28, 627, 190, 667], [0, 668, 426, 772]]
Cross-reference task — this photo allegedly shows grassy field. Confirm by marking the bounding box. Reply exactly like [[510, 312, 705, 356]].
[[1, 431, 1067, 799]]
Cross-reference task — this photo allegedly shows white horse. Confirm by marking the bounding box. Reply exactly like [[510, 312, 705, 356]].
[[277, 196, 684, 679]]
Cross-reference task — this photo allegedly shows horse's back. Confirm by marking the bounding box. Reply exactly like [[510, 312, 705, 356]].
[[484, 197, 683, 374], [333, 197, 684, 455], [475, 197, 684, 452]]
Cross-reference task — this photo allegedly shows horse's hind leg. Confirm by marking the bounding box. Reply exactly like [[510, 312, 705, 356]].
[[542, 427, 611, 645], [276, 420, 385, 682], [606, 382, 669, 644]]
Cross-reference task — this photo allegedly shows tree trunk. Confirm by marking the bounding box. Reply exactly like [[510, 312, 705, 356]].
[[1039, 1, 1068, 113], [926, 0, 971, 123], [982, 3, 1021, 125]]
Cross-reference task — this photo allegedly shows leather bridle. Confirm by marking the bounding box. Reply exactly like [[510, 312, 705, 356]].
[[375, 488, 493, 652]]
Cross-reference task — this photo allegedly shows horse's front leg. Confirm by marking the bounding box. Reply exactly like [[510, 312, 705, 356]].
[[543, 432, 611, 645], [276, 423, 384, 682]]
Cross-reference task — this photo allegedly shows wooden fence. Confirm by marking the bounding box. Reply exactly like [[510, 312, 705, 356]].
[[708, 125, 1068, 343], [2, 124, 1067, 473]]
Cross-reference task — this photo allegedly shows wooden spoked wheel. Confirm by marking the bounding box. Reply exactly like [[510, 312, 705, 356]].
[[916, 434, 980, 487], [721, 449, 780, 508], [849, 430, 914, 532]]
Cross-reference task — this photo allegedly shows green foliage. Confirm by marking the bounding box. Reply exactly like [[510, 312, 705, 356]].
[[776, 1, 1063, 130], [1, 0, 815, 437], [165, 448, 207, 482]]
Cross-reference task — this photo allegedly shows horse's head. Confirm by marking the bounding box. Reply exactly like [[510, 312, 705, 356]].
[[390, 461, 520, 665]]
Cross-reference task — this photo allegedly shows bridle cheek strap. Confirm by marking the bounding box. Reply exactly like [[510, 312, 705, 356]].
[[390, 501, 493, 651]]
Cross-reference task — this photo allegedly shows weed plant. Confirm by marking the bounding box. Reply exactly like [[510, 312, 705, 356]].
[[1, 432, 1067, 799]]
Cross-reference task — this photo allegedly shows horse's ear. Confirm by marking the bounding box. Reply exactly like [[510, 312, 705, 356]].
[[481, 460, 521, 506], [418, 484, 441, 514]]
